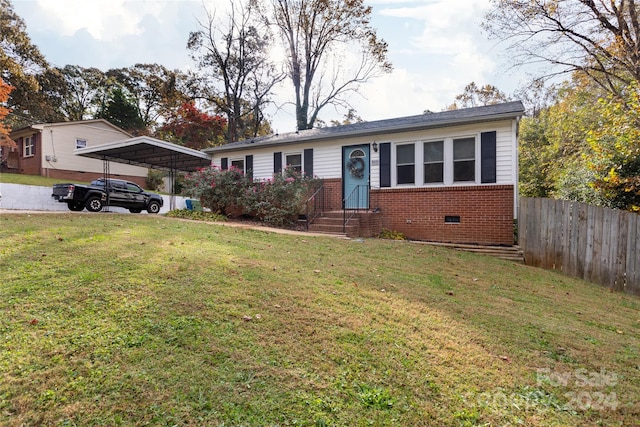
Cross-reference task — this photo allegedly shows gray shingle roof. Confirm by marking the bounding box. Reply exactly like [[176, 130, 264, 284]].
[[204, 101, 525, 154]]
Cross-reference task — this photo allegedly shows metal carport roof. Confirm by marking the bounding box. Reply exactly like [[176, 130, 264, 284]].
[[74, 136, 212, 172], [74, 136, 212, 211]]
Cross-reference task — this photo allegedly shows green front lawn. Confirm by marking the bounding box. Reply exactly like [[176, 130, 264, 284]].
[[0, 213, 638, 426], [0, 172, 89, 187]]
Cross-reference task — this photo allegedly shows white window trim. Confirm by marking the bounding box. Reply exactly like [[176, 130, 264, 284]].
[[75, 138, 88, 150], [423, 139, 445, 184], [230, 158, 245, 173], [23, 136, 34, 158], [284, 151, 303, 173], [451, 135, 479, 184], [392, 134, 481, 187], [394, 142, 416, 186]]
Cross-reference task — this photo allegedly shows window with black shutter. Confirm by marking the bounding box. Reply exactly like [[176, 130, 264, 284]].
[[245, 155, 253, 180], [274, 152, 282, 173], [303, 148, 313, 177], [379, 143, 391, 187], [481, 131, 497, 183]]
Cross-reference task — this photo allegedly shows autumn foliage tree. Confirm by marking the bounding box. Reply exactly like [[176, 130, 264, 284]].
[[518, 78, 611, 204], [1, 0, 51, 127], [157, 101, 226, 150], [0, 78, 17, 148], [587, 81, 640, 212]]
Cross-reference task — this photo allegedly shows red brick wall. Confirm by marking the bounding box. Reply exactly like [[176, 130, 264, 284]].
[[355, 211, 383, 238], [370, 185, 515, 245], [13, 134, 42, 175], [323, 178, 343, 211]]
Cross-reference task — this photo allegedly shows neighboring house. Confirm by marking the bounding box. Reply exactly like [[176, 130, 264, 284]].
[[205, 101, 525, 245], [2, 119, 149, 186]]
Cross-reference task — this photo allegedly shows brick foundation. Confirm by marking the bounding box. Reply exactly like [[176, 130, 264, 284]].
[[353, 211, 383, 238], [370, 185, 514, 245]]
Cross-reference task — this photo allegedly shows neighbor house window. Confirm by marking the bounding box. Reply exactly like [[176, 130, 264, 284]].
[[453, 137, 475, 182], [396, 143, 415, 184], [423, 140, 444, 183], [285, 153, 302, 173], [231, 159, 245, 172], [75, 139, 87, 149], [23, 136, 34, 157]]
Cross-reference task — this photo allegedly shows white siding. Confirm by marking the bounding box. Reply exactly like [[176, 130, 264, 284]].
[[210, 118, 517, 187], [251, 150, 273, 180], [40, 122, 148, 177]]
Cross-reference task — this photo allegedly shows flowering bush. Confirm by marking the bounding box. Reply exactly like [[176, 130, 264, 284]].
[[182, 166, 250, 216], [181, 166, 321, 226], [247, 167, 321, 226]]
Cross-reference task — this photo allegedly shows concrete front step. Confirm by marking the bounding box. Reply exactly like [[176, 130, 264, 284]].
[[307, 224, 349, 235], [308, 211, 360, 237], [414, 241, 525, 263], [308, 222, 358, 235]]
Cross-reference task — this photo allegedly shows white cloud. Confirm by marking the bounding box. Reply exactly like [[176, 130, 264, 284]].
[[378, 0, 491, 54], [366, 0, 500, 111], [33, 0, 149, 41]]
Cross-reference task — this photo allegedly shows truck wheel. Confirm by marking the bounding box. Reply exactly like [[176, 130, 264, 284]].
[[85, 197, 104, 212], [147, 201, 161, 214], [129, 208, 142, 213], [68, 202, 84, 211]]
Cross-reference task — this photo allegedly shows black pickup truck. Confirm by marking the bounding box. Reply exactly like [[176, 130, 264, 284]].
[[52, 178, 163, 214]]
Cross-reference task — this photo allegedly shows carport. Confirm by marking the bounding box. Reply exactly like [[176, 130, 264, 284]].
[[75, 136, 212, 210]]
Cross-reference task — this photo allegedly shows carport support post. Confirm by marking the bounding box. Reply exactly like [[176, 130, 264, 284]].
[[102, 156, 111, 212], [169, 154, 177, 211]]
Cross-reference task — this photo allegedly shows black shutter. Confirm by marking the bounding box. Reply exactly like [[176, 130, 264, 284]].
[[480, 131, 497, 183], [303, 148, 313, 177], [221, 157, 228, 170], [245, 155, 253, 180], [32, 134, 37, 156], [274, 152, 282, 173], [380, 142, 391, 188]]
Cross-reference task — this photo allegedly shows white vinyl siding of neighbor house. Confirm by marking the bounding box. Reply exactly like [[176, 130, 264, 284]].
[[210, 118, 516, 187], [39, 122, 148, 177]]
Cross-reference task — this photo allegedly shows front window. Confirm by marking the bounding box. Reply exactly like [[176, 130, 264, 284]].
[[76, 139, 87, 149], [23, 136, 34, 157], [231, 159, 245, 172], [453, 137, 475, 182], [285, 153, 302, 173], [396, 144, 415, 184], [424, 140, 444, 183]]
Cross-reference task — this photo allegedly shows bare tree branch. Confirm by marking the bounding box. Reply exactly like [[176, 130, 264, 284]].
[[269, 0, 391, 130], [483, 0, 640, 97]]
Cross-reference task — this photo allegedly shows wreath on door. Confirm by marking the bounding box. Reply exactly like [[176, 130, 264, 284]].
[[347, 157, 365, 178]]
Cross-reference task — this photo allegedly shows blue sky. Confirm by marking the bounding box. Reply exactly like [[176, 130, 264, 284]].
[[13, 0, 528, 132]]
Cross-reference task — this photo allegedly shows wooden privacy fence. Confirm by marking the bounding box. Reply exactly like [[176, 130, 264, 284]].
[[519, 198, 640, 295]]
